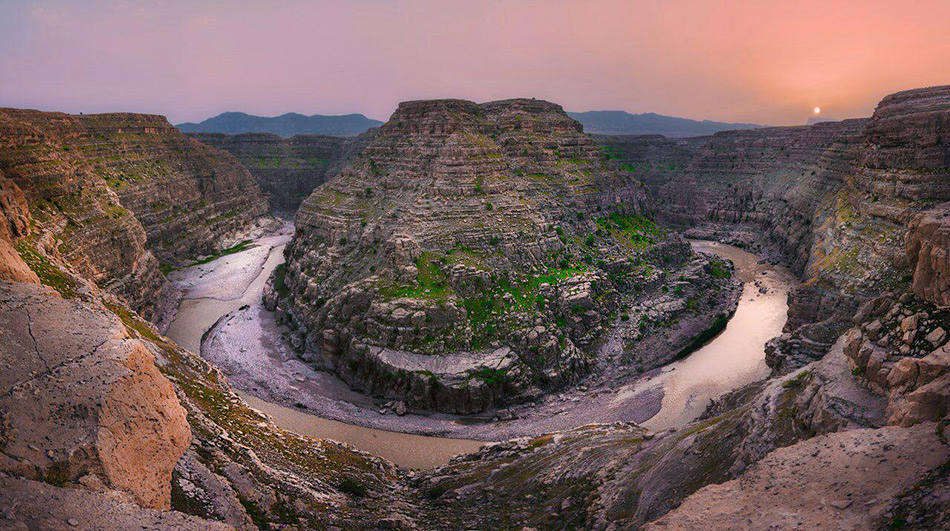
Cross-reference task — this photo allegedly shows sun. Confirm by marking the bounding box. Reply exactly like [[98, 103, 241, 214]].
[[813, 106, 821, 115]]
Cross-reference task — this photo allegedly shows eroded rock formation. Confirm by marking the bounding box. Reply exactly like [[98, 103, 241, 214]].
[[0, 108, 270, 320], [189, 129, 375, 213], [0, 282, 191, 510], [271, 98, 733, 413], [3, 85, 950, 530]]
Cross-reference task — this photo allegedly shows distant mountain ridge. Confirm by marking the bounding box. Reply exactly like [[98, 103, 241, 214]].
[[568, 110, 763, 137], [177, 111, 382, 136]]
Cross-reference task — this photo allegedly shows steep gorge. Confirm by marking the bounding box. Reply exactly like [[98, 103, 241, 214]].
[[189, 130, 374, 213], [2, 86, 950, 530], [271, 98, 735, 414], [0, 109, 270, 320]]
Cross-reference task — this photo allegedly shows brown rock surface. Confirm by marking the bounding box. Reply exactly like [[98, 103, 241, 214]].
[[0, 477, 233, 531], [0, 169, 37, 283], [415, 336, 886, 529], [0, 108, 269, 319], [0, 282, 191, 510], [276, 98, 721, 413], [644, 423, 950, 530]]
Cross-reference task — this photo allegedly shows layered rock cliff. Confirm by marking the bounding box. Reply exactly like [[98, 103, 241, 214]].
[[189, 129, 374, 213], [637, 86, 950, 374], [271, 98, 731, 413], [3, 86, 950, 530], [591, 134, 707, 214], [0, 109, 269, 320]]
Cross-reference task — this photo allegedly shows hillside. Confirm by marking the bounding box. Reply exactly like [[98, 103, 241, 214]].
[[0, 109, 270, 321], [568, 110, 762, 136], [271, 98, 735, 413], [188, 130, 375, 213]]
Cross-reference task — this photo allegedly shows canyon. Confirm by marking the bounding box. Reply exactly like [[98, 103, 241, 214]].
[[189, 130, 374, 213], [1, 85, 949, 530]]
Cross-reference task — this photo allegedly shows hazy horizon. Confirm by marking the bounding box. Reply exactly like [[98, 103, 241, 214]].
[[2, 0, 949, 126]]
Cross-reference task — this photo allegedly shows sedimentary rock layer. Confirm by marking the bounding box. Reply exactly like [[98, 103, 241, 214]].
[[591, 134, 706, 215], [0, 108, 269, 319], [189, 129, 374, 213], [639, 85, 950, 374], [274, 98, 719, 413]]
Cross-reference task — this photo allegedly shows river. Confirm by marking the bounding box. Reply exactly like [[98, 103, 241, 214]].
[[165, 229, 792, 468]]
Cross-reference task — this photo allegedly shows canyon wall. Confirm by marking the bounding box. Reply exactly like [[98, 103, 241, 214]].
[[189, 129, 375, 213], [0, 109, 269, 319], [0, 159, 414, 528], [622, 87, 950, 373], [591, 133, 707, 214]]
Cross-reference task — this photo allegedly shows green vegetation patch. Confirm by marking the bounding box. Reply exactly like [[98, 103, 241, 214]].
[[708, 259, 732, 279], [595, 213, 665, 250], [273, 263, 290, 298], [187, 240, 254, 267], [15, 242, 81, 299], [379, 251, 452, 301]]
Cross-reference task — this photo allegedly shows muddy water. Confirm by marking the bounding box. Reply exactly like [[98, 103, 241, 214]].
[[239, 393, 483, 470], [166, 229, 791, 468], [164, 231, 484, 469], [638, 241, 795, 431], [166, 242, 288, 354]]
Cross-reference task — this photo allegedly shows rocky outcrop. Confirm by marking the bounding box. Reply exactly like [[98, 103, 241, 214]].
[[189, 129, 375, 213], [0, 477, 233, 531], [644, 423, 949, 530], [415, 336, 889, 529], [0, 108, 270, 320], [0, 282, 191, 510], [273, 98, 730, 413], [644, 86, 950, 375], [0, 275, 414, 528], [0, 169, 38, 283]]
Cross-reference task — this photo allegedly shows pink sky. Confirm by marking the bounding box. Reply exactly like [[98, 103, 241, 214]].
[[2, 0, 949, 125]]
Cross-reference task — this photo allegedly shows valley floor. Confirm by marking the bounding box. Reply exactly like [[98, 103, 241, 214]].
[[167, 223, 794, 468]]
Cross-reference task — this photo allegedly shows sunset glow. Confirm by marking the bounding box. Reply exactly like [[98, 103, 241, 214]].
[[1, 0, 949, 125]]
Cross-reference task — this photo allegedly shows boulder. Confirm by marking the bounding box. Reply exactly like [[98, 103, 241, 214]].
[[0, 283, 191, 510]]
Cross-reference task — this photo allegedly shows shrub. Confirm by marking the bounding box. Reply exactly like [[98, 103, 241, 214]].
[[338, 477, 367, 498]]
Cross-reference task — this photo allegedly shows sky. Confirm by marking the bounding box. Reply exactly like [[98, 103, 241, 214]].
[[1, 0, 949, 126]]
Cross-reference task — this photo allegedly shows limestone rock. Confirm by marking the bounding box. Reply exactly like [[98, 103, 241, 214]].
[[0, 169, 38, 283], [189, 129, 374, 213], [0, 477, 232, 530], [276, 98, 687, 412], [0, 282, 191, 510], [0, 108, 270, 320], [643, 424, 950, 530]]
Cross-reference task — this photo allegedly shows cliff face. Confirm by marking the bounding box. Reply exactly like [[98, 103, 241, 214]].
[[633, 86, 950, 375], [274, 98, 707, 413], [591, 134, 707, 216], [188, 129, 374, 213], [0, 108, 269, 319], [0, 169, 38, 283], [0, 277, 410, 529]]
